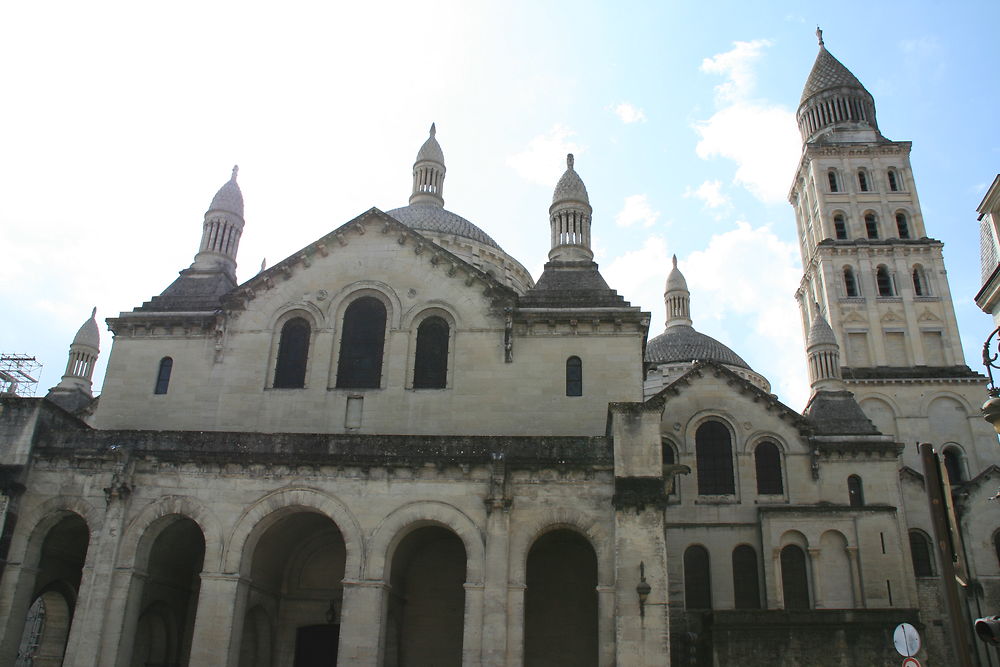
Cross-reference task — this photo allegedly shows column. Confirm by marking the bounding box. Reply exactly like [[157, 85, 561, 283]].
[[463, 582, 485, 666], [807, 547, 823, 608], [103, 569, 147, 667], [0, 564, 40, 664], [772, 548, 784, 609], [613, 508, 669, 666], [505, 583, 526, 667], [481, 508, 511, 666], [846, 547, 864, 607], [597, 585, 617, 667], [187, 572, 246, 667], [338, 578, 388, 666]]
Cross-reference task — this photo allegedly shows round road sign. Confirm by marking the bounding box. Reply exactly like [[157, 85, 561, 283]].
[[902, 657, 921, 667], [894, 622, 921, 657]]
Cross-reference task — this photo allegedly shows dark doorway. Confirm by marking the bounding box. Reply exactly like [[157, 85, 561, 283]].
[[294, 624, 339, 667]]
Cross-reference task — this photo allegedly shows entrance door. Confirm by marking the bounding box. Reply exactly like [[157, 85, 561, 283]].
[[293, 624, 339, 667]]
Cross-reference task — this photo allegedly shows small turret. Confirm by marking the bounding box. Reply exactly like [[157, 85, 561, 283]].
[[409, 123, 446, 207], [806, 304, 844, 391], [46, 308, 100, 412], [191, 165, 245, 276], [664, 255, 692, 328], [548, 154, 593, 261]]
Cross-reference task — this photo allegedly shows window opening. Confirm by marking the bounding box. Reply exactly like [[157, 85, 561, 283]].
[[336, 298, 387, 389], [780, 545, 810, 610], [273, 318, 310, 388], [565, 356, 582, 397], [909, 531, 934, 577], [876, 266, 893, 297], [865, 213, 879, 239], [896, 213, 910, 239], [684, 545, 712, 609], [858, 171, 869, 192], [154, 357, 173, 395], [834, 215, 847, 240], [912, 267, 926, 296], [413, 316, 449, 389], [943, 448, 964, 484], [696, 421, 735, 495], [848, 475, 865, 506], [888, 170, 899, 192], [732, 545, 761, 609], [754, 442, 784, 495], [844, 267, 859, 297], [828, 171, 839, 192]]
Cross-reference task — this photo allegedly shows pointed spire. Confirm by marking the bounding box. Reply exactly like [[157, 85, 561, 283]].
[[231, 164, 239, 182], [806, 304, 844, 391], [797, 31, 879, 142], [410, 123, 446, 206], [816, 26, 824, 47], [664, 256, 691, 328], [192, 167, 246, 276], [548, 154, 593, 261], [48, 308, 101, 406]]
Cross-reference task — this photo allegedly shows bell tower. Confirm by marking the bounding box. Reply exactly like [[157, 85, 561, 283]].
[[790, 29, 965, 373]]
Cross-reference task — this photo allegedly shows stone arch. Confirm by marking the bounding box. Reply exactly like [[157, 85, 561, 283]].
[[859, 396, 898, 438], [118, 495, 225, 572], [925, 394, 975, 451], [8, 496, 100, 567], [780, 529, 809, 549], [742, 431, 789, 456], [510, 510, 613, 587], [326, 280, 403, 329], [684, 410, 741, 453], [365, 501, 484, 583], [400, 301, 462, 331], [266, 302, 326, 332], [224, 486, 364, 578], [921, 391, 975, 415]]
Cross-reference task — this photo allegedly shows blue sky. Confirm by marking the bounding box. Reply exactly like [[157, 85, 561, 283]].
[[2, 1, 998, 410]]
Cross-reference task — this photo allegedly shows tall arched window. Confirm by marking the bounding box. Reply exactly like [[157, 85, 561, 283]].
[[696, 421, 735, 495], [888, 169, 900, 192], [943, 447, 964, 485], [336, 297, 387, 389], [413, 316, 449, 389], [994, 531, 1000, 568], [754, 441, 783, 495], [834, 214, 847, 240], [154, 357, 173, 395], [273, 318, 310, 388], [876, 266, 893, 297], [780, 545, 810, 610], [732, 545, 761, 609], [565, 356, 582, 396], [828, 171, 839, 192], [908, 530, 935, 577], [865, 213, 879, 239], [684, 545, 712, 609], [896, 212, 910, 238], [844, 266, 859, 297], [858, 170, 869, 192], [912, 266, 927, 296], [848, 475, 865, 507]]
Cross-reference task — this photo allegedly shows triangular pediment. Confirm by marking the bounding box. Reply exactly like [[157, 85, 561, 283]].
[[917, 308, 941, 322], [842, 310, 867, 324], [880, 309, 902, 323]]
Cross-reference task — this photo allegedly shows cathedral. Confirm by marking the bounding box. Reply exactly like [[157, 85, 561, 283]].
[[1, 35, 998, 667]]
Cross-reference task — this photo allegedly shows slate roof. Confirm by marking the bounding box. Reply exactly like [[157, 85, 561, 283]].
[[387, 204, 502, 250], [520, 261, 632, 309], [802, 389, 880, 435], [800, 46, 868, 104], [134, 269, 237, 312], [645, 325, 750, 369]]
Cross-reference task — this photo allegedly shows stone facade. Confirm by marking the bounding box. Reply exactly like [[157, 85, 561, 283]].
[[0, 37, 996, 667]]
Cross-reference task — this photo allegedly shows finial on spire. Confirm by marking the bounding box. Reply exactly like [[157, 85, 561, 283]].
[[816, 26, 824, 47], [429, 122, 436, 138], [567, 154, 574, 169], [90, 306, 97, 319], [672, 254, 677, 269], [231, 165, 239, 182]]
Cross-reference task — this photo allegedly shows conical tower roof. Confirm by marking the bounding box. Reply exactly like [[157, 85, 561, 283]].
[[665, 255, 688, 292], [72, 307, 100, 350], [551, 154, 590, 206], [807, 308, 838, 347], [800, 29, 868, 104], [415, 123, 445, 165], [208, 165, 244, 217]]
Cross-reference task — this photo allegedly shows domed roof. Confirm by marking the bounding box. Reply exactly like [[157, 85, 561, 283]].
[[552, 154, 589, 206], [208, 165, 244, 217], [800, 34, 867, 104], [807, 310, 838, 347], [73, 307, 100, 350], [416, 123, 445, 164], [665, 255, 688, 292], [645, 325, 749, 370], [386, 203, 501, 250]]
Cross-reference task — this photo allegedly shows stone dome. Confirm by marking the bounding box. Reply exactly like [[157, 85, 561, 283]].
[[387, 203, 502, 250], [415, 123, 445, 164], [665, 256, 687, 292], [208, 166, 244, 217], [551, 154, 589, 206], [73, 308, 100, 350], [800, 42, 867, 105], [807, 311, 838, 347], [645, 325, 749, 369]]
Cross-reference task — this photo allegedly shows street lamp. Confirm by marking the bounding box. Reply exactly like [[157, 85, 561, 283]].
[[981, 327, 1000, 434]]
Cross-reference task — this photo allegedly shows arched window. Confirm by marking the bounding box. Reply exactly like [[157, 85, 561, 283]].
[[943, 447, 964, 485], [858, 170, 869, 192], [909, 531, 935, 577], [696, 421, 735, 495], [684, 545, 712, 609], [661, 439, 675, 465], [413, 316, 449, 389], [834, 214, 847, 240], [273, 318, 310, 389], [848, 475, 865, 506], [865, 213, 879, 239], [336, 297, 387, 389], [912, 266, 927, 296], [828, 171, 839, 192], [732, 545, 761, 609], [780, 545, 810, 610], [565, 356, 582, 397], [888, 169, 900, 192], [876, 266, 893, 297], [844, 266, 859, 297], [896, 212, 910, 238], [154, 357, 173, 395], [994, 531, 1000, 568], [754, 441, 783, 495]]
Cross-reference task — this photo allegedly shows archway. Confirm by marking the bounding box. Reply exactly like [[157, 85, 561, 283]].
[[246, 511, 346, 667], [129, 516, 205, 667], [383, 526, 466, 666], [524, 529, 598, 667]]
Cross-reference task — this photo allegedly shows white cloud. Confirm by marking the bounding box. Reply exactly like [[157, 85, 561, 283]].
[[507, 124, 585, 187], [611, 102, 647, 124], [700, 39, 771, 104], [602, 235, 671, 324], [683, 180, 729, 209], [682, 221, 809, 408], [615, 194, 660, 228]]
